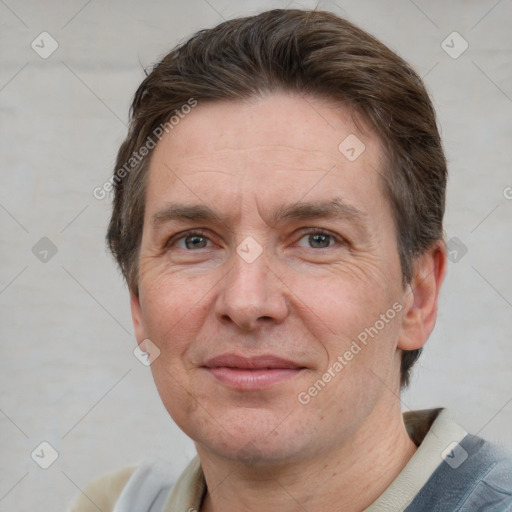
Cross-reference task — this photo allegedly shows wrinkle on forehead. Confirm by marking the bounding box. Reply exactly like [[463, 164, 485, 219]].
[[160, 150, 339, 184], [165, 143, 340, 166]]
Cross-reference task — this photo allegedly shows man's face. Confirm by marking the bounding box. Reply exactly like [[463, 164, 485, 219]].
[[132, 93, 413, 464]]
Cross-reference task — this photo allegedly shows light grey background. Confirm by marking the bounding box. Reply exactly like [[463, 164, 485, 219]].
[[1, 0, 511, 510]]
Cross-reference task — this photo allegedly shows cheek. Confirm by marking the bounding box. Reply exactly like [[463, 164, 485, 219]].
[[288, 264, 391, 333], [139, 274, 211, 427], [138, 270, 212, 355], [287, 264, 402, 373]]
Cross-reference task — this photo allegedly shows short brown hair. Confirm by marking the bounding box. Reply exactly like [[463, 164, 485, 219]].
[[106, 9, 447, 388]]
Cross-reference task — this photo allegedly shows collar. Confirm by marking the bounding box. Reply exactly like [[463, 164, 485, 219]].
[[162, 408, 467, 512]]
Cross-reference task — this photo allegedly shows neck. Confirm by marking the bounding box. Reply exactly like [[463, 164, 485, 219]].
[[198, 402, 417, 512]]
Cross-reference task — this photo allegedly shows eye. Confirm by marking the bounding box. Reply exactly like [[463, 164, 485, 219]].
[[297, 230, 339, 249], [174, 231, 212, 250]]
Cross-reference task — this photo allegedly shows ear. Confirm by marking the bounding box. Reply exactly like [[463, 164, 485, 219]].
[[130, 292, 148, 344], [397, 241, 447, 351]]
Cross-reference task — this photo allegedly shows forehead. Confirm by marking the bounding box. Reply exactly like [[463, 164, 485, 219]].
[[145, 93, 387, 221]]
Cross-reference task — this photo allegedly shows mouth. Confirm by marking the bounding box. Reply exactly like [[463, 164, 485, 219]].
[[202, 354, 306, 390]]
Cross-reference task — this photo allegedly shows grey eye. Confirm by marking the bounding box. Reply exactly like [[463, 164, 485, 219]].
[[297, 232, 336, 249], [178, 234, 210, 250], [308, 233, 332, 248]]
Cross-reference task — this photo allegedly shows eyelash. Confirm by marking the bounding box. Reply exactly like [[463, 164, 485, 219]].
[[166, 228, 346, 250]]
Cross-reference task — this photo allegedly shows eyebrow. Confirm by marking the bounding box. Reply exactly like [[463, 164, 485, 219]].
[[268, 198, 367, 227], [151, 204, 222, 227], [150, 198, 367, 230]]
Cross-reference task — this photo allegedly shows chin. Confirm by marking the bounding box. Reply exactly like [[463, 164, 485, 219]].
[[189, 408, 312, 466], [206, 435, 305, 467]]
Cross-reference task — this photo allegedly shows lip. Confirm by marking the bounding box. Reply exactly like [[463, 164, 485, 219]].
[[202, 354, 306, 390]]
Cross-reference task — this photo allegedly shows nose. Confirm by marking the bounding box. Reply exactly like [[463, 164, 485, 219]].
[[214, 247, 289, 331]]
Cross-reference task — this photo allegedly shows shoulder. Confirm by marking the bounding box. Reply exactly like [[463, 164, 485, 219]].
[[400, 409, 512, 511], [68, 459, 178, 512], [459, 434, 512, 502], [408, 434, 512, 511], [67, 465, 137, 512]]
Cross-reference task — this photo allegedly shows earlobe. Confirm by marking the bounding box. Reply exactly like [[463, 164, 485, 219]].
[[130, 292, 147, 344], [398, 241, 447, 351]]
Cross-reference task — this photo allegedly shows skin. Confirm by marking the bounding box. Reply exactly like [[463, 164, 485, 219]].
[[131, 92, 446, 512]]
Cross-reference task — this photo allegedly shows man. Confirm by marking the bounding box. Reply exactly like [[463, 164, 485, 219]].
[[71, 8, 512, 512]]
